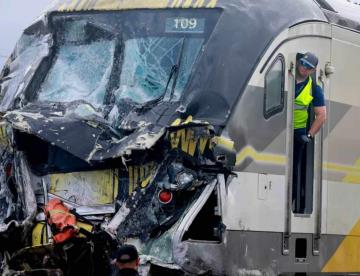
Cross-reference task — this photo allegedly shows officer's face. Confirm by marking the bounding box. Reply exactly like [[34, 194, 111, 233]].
[[297, 62, 315, 78]]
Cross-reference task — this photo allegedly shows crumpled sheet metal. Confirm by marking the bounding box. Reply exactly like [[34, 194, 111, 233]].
[[0, 153, 37, 241], [4, 107, 166, 163], [0, 179, 14, 231], [3, 101, 218, 165], [0, 32, 52, 112]]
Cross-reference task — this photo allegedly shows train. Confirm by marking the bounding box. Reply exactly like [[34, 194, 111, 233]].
[[0, 0, 360, 275]]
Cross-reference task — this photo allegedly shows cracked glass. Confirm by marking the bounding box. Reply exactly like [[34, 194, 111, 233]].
[[115, 37, 203, 104], [36, 18, 204, 110], [38, 21, 116, 108]]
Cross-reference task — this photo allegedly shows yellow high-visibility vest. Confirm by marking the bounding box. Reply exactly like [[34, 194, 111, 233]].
[[294, 77, 313, 129]]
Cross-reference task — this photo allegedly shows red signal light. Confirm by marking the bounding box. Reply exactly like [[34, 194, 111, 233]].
[[158, 190, 173, 204]]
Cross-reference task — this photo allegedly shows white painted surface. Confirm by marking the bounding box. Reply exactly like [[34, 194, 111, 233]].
[[223, 172, 286, 232], [326, 180, 360, 235], [331, 26, 360, 107]]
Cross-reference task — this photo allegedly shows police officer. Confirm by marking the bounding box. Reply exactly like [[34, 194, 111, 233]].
[[293, 52, 326, 211], [113, 244, 140, 276]]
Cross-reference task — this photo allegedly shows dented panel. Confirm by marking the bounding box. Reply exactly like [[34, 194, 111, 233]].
[[49, 169, 118, 205]]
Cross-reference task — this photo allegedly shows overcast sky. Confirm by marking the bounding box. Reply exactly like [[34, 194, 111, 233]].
[[0, 0, 54, 68]]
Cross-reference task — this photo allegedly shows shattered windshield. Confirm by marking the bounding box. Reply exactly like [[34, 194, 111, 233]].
[[38, 21, 116, 108], [115, 37, 203, 104], [38, 42, 115, 107], [33, 10, 219, 113]]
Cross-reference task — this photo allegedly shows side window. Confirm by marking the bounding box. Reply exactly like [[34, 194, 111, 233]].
[[263, 55, 285, 119]]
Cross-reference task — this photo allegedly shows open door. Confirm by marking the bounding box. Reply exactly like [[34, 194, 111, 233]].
[[292, 52, 317, 215], [283, 41, 330, 257]]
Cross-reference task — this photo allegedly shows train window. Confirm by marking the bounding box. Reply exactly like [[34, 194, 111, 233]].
[[263, 55, 285, 119]]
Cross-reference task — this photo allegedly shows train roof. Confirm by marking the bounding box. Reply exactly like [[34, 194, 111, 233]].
[[316, 0, 360, 32], [44, 0, 360, 32]]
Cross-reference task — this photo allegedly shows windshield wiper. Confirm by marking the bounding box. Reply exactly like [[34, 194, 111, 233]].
[[168, 37, 186, 101], [137, 38, 186, 110]]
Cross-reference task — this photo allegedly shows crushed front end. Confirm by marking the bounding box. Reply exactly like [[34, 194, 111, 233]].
[[0, 8, 235, 275]]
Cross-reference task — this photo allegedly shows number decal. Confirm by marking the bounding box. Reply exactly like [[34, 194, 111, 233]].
[[166, 18, 205, 33]]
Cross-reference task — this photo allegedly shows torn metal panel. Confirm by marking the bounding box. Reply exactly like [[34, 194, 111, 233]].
[[0, 166, 13, 227], [0, 31, 52, 112], [100, 156, 220, 251], [0, 153, 37, 252], [14, 153, 37, 222], [132, 178, 224, 274], [4, 103, 167, 163], [48, 169, 118, 206]]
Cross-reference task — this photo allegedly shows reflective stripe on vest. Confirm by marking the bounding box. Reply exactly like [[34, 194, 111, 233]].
[[294, 77, 313, 129]]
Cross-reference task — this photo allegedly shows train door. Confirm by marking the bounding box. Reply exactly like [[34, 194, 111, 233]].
[[282, 26, 331, 263]]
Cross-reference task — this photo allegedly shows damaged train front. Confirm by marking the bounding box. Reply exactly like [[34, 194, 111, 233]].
[[0, 7, 234, 275]]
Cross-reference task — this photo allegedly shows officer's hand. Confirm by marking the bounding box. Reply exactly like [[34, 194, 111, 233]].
[[300, 134, 311, 145]]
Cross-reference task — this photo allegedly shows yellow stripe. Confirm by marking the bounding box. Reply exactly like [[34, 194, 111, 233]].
[[171, 0, 183, 8], [113, 169, 118, 200], [32, 222, 47, 246], [171, 118, 182, 126], [119, 0, 169, 9], [133, 166, 138, 190], [67, 0, 79, 11], [343, 174, 360, 184], [206, 0, 217, 8], [129, 166, 134, 195], [324, 161, 360, 184], [94, 0, 119, 10], [0, 122, 8, 146], [212, 136, 234, 150], [324, 162, 360, 174], [235, 146, 360, 184], [236, 146, 286, 166], [322, 219, 360, 272], [199, 137, 208, 154], [342, 158, 360, 184], [182, 0, 193, 8], [183, 115, 193, 124], [53, 0, 218, 11], [193, 0, 205, 7], [141, 175, 152, 188], [79, 0, 170, 10], [58, 3, 67, 11], [76, 0, 89, 10]]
